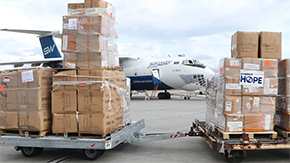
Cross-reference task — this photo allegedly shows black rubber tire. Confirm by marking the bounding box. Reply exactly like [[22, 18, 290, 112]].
[[165, 92, 171, 99], [158, 92, 165, 99], [83, 149, 104, 160], [225, 150, 245, 163], [21, 147, 44, 157]]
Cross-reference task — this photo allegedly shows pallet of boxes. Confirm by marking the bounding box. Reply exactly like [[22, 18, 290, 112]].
[[52, 0, 131, 137], [0, 68, 56, 136], [206, 31, 281, 139]]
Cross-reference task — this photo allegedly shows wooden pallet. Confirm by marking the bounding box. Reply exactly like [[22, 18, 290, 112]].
[[0, 129, 20, 136], [274, 126, 290, 139], [215, 127, 277, 140], [19, 130, 51, 137]]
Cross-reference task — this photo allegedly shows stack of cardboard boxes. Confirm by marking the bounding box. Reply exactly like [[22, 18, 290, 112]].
[[275, 59, 290, 131], [52, 0, 130, 136], [62, 0, 118, 69], [0, 68, 56, 132], [51, 69, 130, 136], [206, 31, 281, 133]]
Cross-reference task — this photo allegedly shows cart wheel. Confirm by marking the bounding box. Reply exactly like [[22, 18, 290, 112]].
[[21, 147, 44, 157], [225, 150, 245, 163], [83, 149, 104, 160]]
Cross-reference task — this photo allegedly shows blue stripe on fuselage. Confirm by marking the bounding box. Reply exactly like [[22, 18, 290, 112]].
[[128, 75, 173, 90]]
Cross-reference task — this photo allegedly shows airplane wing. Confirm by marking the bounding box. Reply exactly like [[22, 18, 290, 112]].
[[0, 58, 63, 68], [1, 29, 61, 38]]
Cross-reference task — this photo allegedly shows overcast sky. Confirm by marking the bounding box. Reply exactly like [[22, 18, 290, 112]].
[[0, 0, 290, 72]]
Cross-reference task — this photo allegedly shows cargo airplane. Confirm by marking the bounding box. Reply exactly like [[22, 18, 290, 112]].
[[0, 29, 215, 99]]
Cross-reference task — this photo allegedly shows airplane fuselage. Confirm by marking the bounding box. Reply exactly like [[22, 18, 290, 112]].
[[120, 57, 215, 91]]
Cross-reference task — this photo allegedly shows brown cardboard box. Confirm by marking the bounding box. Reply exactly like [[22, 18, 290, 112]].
[[62, 15, 82, 35], [63, 52, 77, 69], [53, 70, 78, 90], [217, 94, 241, 114], [17, 89, 50, 111], [77, 69, 111, 90], [223, 113, 243, 132], [18, 110, 51, 131], [242, 78, 278, 96], [276, 112, 290, 131], [114, 70, 126, 89], [0, 90, 17, 111], [263, 114, 275, 131], [260, 96, 276, 114], [85, 0, 109, 8], [78, 89, 112, 112], [51, 89, 77, 113], [17, 68, 56, 89], [231, 31, 259, 58], [278, 59, 290, 77], [68, 3, 84, 9], [78, 111, 115, 136], [114, 109, 123, 128], [76, 52, 108, 69], [52, 113, 78, 133], [0, 70, 18, 89], [219, 58, 241, 77], [76, 34, 107, 52], [0, 111, 18, 130], [218, 76, 241, 96], [261, 59, 278, 78], [242, 96, 260, 113], [259, 32, 281, 59], [242, 58, 261, 70], [61, 34, 76, 52], [244, 113, 264, 132]]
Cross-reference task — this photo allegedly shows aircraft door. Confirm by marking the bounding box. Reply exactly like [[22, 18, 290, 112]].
[[152, 69, 161, 85]]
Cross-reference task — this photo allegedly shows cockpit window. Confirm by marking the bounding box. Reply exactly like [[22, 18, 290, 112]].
[[182, 59, 205, 68]]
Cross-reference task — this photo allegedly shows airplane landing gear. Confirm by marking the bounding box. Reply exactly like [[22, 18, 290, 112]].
[[158, 92, 171, 99]]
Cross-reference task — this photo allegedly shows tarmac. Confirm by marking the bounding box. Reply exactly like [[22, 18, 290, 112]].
[[1, 90, 290, 162]]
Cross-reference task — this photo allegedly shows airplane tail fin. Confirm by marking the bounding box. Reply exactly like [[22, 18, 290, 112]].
[[39, 35, 62, 58]]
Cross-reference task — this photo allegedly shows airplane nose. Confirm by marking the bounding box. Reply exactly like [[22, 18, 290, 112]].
[[204, 66, 215, 80]]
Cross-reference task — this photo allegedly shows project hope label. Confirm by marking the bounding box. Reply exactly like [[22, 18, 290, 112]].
[[240, 70, 264, 87]]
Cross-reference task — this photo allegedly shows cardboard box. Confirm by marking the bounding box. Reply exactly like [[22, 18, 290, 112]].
[[219, 58, 241, 77], [242, 58, 261, 70], [63, 52, 77, 69], [259, 32, 281, 59], [231, 31, 259, 58], [62, 15, 82, 35], [78, 89, 112, 112], [0, 90, 17, 111], [68, 3, 84, 9], [263, 114, 275, 131], [242, 78, 278, 96], [76, 34, 107, 52], [84, 0, 115, 20], [51, 89, 77, 113], [222, 113, 243, 132], [76, 52, 108, 69], [62, 34, 76, 52], [278, 59, 290, 77], [244, 113, 264, 132], [17, 89, 50, 111], [18, 110, 51, 131], [260, 96, 276, 114], [78, 111, 115, 136], [114, 71, 126, 89], [218, 76, 241, 95], [114, 109, 123, 128], [0, 111, 18, 130], [77, 69, 111, 90], [217, 94, 241, 114], [52, 113, 78, 133], [261, 59, 278, 78], [53, 70, 78, 90], [17, 68, 56, 89], [78, 15, 109, 35], [0, 70, 18, 89], [242, 96, 260, 113]]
